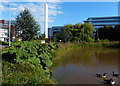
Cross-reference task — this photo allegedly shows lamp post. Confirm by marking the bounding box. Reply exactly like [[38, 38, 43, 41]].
[[45, 3, 48, 39], [7, 4, 11, 46]]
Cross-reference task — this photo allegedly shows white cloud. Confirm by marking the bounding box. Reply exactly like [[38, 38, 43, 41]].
[[58, 11, 64, 14], [48, 3, 62, 9], [1, 2, 63, 33], [48, 19, 55, 22], [11, 3, 17, 6], [0, 4, 5, 11], [0, 0, 61, 2], [48, 9, 63, 17], [0, 0, 119, 2]]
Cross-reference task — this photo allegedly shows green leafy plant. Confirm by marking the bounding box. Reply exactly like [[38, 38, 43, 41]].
[[0, 41, 8, 45], [2, 40, 58, 84]]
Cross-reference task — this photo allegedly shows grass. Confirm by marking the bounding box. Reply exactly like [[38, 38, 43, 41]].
[[71, 41, 120, 48], [2, 61, 55, 85], [52, 41, 120, 62], [52, 42, 74, 61]]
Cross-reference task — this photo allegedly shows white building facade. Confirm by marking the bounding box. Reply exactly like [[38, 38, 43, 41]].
[[0, 29, 8, 41], [0, 20, 16, 41]]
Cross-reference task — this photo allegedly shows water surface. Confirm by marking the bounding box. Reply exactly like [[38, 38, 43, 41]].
[[52, 48, 119, 84]]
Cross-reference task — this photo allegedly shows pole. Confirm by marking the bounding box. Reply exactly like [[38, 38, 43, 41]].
[[8, 19, 11, 46], [8, 4, 11, 46], [45, 3, 48, 39]]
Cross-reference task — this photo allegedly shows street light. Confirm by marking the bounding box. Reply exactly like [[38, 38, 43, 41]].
[[45, 3, 48, 39], [7, 4, 11, 46]]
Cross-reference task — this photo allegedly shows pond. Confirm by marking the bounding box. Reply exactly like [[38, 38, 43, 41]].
[[52, 48, 119, 84]]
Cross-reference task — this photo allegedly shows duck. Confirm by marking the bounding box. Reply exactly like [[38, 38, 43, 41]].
[[96, 73, 107, 78], [112, 72, 119, 77], [104, 78, 115, 85]]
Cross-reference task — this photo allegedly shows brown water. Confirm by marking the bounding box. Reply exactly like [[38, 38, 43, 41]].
[[52, 48, 120, 84]]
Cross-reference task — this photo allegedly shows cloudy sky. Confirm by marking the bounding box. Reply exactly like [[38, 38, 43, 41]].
[[0, 0, 119, 33], [0, 0, 63, 33]]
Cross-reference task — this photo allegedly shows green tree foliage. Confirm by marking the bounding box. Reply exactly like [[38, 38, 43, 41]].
[[96, 25, 120, 41], [79, 23, 94, 42], [60, 28, 72, 42], [74, 23, 81, 29], [82, 23, 94, 36], [61, 23, 94, 42], [53, 33, 61, 42], [15, 8, 40, 41], [39, 33, 45, 40], [70, 23, 81, 40], [53, 23, 94, 42]]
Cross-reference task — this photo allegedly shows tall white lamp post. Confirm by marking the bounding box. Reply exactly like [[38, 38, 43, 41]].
[[45, 3, 48, 39]]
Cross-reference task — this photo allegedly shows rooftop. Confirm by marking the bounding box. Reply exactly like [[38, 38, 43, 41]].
[[87, 16, 120, 19]]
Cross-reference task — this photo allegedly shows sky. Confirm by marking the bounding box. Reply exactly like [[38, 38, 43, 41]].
[[51, 2, 118, 26], [0, 0, 119, 33]]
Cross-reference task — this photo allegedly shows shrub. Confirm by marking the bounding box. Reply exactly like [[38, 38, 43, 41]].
[[2, 40, 58, 84], [96, 39, 109, 42], [12, 38, 20, 43], [0, 41, 8, 45]]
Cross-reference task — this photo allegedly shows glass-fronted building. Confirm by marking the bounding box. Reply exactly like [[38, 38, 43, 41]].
[[48, 26, 63, 39], [84, 16, 120, 31]]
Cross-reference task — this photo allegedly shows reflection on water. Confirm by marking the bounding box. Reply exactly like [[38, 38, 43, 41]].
[[52, 48, 119, 84]]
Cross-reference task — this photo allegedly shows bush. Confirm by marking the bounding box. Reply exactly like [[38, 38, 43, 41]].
[[97, 25, 120, 41], [96, 39, 109, 42], [0, 41, 8, 45], [2, 40, 58, 84], [12, 38, 20, 43]]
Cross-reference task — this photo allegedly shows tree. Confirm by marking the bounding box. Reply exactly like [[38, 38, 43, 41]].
[[75, 23, 94, 42], [66, 23, 94, 42], [39, 33, 45, 40], [74, 23, 82, 29], [15, 8, 40, 41], [53, 33, 61, 42], [97, 25, 120, 41], [60, 28, 72, 42], [53, 23, 94, 42], [63, 24, 81, 42], [82, 23, 94, 37]]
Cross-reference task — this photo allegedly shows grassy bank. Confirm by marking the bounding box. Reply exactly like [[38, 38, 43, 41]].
[[72, 41, 120, 48], [52, 42, 74, 61], [2, 61, 55, 85], [52, 41, 120, 62]]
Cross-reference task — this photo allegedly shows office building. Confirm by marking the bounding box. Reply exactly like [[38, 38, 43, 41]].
[[48, 26, 63, 38], [84, 16, 120, 31]]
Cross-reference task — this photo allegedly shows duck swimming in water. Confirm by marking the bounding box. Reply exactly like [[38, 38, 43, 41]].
[[104, 78, 115, 85], [96, 73, 107, 78], [112, 72, 119, 77]]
